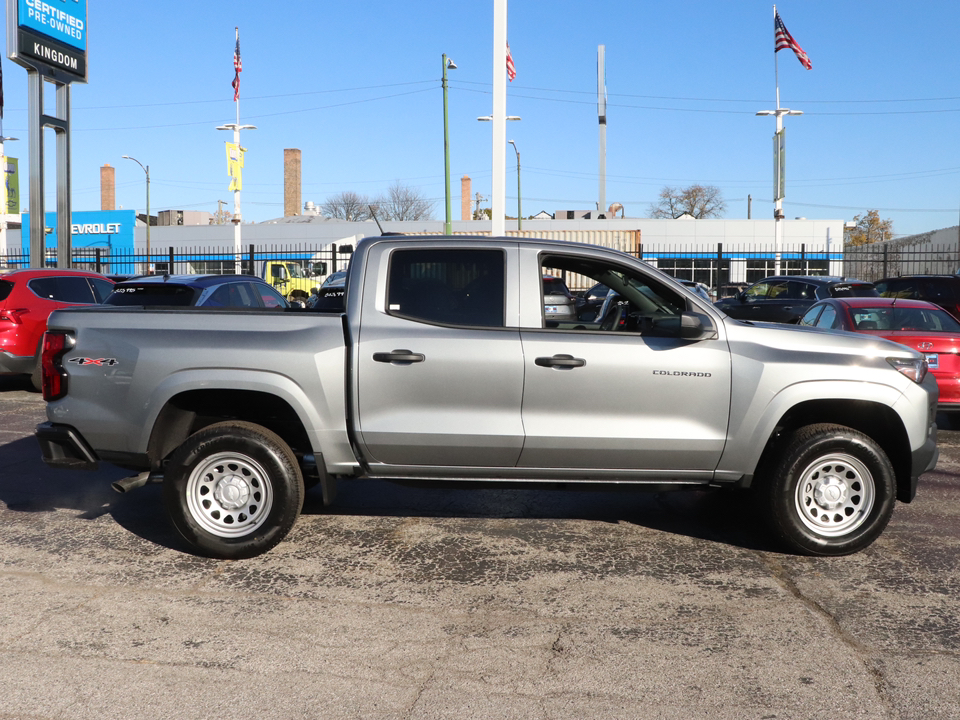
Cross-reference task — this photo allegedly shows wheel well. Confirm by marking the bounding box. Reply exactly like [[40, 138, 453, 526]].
[[755, 399, 913, 500], [147, 390, 311, 469]]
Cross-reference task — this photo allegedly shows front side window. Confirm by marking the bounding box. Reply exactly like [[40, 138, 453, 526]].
[[539, 254, 689, 335], [387, 249, 505, 328]]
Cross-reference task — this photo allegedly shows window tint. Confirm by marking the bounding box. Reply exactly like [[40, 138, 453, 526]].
[[789, 282, 817, 300], [256, 284, 288, 308], [90, 278, 115, 303], [799, 305, 823, 326], [28, 276, 96, 303], [876, 280, 917, 299], [387, 248, 505, 327], [814, 305, 839, 329], [105, 284, 196, 306], [203, 282, 259, 308], [0, 279, 13, 302]]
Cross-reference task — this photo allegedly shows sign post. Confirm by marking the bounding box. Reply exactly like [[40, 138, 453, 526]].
[[6, 0, 88, 268]]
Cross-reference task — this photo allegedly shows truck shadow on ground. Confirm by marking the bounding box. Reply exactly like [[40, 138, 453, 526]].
[[1, 433, 780, 555], [302, 478, 781, 554]]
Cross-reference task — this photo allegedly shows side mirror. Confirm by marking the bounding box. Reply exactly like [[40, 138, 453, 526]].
[[679, 311, 706, 339]]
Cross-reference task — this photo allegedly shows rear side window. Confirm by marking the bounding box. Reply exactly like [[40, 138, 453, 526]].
[[875, 280, 917, 299], [0, 279, 13, 302], [28, 276, 97, 303], [387, 248, 505, 328], [203, 282, 260, 308], [105, 284, 195, 306], [90, 278, 115, 303]]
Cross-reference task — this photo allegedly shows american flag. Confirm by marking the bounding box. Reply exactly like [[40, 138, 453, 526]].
[[775, 11, 812, 70], [232, 29, 242, 101], [506, 43, 516, 82]]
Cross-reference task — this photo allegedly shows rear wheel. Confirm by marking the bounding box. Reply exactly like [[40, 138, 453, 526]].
[[757, 423, 896, 556], [164, 421, 304, 559]]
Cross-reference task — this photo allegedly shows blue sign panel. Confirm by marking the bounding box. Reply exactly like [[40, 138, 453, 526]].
[[17, 0, 86, 51], [21, 210, 137, 273]]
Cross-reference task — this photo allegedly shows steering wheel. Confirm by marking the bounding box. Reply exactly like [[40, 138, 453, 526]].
[[600, 304, 625, 332]]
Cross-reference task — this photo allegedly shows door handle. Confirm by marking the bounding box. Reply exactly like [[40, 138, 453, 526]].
[[535, 354, 586, 369], [373, 349, 425, 364]]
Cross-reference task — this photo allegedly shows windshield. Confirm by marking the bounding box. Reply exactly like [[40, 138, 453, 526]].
[[285, 263, 305, 279]]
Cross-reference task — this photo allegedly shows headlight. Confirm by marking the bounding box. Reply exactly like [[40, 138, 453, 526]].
[[887, 356, 928, 384]]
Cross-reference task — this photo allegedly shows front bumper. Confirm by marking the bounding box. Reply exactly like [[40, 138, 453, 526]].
[[35, 422, 100, 471]]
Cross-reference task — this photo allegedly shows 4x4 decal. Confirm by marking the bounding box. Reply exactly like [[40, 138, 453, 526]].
[[67, 357, 119, 367]]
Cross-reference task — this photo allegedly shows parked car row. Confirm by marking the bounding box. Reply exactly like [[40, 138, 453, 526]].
[[1, 269, 296, 389]]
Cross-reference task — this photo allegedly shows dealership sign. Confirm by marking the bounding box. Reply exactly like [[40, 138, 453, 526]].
[[6, 0, 88, 81]]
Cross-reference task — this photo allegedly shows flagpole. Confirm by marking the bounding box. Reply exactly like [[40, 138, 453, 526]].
[[217, 26, 255, 273], [491, 0, 507, 237]]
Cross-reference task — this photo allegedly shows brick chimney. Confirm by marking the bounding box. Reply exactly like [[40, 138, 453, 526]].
[[100, 163, 115, 211], [284, 149, 302, 217], [461, 175, 471, 221]]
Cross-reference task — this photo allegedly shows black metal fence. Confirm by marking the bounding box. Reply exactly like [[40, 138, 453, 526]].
[[841, 243, 960, 282], [0, 243, 356, 279], [3, 241, 958, 289]]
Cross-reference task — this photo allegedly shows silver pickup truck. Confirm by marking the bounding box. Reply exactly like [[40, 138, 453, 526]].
[[35, 236, 939, 559]]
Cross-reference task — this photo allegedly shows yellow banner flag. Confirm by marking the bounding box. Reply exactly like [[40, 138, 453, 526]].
[[226, 142, 245, 192]]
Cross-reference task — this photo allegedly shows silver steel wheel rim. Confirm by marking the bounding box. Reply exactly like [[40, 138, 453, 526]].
[[795, 452, 875, 538], [185, 452, 274, 539]]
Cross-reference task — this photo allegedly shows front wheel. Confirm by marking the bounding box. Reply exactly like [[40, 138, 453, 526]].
[[757, 423, 896, 556], [163, 421, 304, 559]]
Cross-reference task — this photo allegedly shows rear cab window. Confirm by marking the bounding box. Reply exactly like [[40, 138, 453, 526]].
[[386, 248, 505, 328]]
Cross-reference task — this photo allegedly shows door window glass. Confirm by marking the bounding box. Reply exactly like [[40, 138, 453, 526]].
[[90, 278, 115, 303], [387, 249, 505, 327], [814, 305, 839, 329], [539, 254, 691, 335], [28, 276, 96, 303]]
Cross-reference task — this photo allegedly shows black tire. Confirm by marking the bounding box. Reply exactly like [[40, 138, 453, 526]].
[[757, 423, 896, 556], [163, 421, 304, 559]]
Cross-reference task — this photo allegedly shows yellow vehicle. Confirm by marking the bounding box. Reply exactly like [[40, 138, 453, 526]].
[[261, 260, 327, 304]]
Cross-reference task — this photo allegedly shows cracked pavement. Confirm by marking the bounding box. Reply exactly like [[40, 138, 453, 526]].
[[0, 375, 958, 719]]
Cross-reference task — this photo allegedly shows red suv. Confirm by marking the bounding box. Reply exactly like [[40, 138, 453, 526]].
[[0, 268, 114, 388]]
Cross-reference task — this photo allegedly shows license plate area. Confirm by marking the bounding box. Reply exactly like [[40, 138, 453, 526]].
[[925, 353, 939, 369]]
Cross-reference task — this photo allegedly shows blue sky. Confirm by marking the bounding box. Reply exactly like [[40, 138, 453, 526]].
[[3, 0, 959, 238]]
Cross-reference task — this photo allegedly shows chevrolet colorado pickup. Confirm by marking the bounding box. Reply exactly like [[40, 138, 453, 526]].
[[35, 236, 939, 559]]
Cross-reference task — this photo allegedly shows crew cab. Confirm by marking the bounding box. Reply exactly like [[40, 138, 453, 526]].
[[36, 236, 939, 559]]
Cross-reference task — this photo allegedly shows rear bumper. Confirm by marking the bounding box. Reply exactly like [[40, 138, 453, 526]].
[[0, 351, 35, 375], [35, 422, 100, 471]]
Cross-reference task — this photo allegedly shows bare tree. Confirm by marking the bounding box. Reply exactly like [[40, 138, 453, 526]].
[[649, 185, 726, 219], [322, 191, 373, 221], [845, 210, 894, 246], [373, 181, 435, 221]]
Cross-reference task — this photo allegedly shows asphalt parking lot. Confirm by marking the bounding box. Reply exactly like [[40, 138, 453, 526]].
[[1, 374, 959, 720]]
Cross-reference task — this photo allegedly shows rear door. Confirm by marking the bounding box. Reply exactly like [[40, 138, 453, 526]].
[[355, 242, 525, 470]]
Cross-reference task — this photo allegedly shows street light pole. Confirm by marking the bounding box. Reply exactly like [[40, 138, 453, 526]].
[[756, 107, 802, 275], [442, 54, 457, 236], [508, 140, 521, 232], [122, 155, 151, 273], [216, 123, 256, 272]]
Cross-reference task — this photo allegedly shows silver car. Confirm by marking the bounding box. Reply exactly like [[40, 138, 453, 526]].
[[543, 275, 576, 320]]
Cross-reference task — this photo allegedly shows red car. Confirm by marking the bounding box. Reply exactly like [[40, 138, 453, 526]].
[[0, 268, 114, 388], [800, 297, 960, 412]]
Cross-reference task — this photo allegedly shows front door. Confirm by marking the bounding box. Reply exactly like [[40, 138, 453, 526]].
[[518, 250, 731, 475]]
